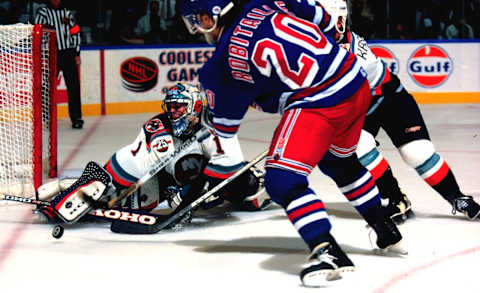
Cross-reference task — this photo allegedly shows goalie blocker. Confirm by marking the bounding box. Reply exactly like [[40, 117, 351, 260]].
[[50, 161, 112, 223]]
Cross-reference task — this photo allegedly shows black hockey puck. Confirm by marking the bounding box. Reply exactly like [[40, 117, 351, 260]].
[[52, 225, 64, 239]]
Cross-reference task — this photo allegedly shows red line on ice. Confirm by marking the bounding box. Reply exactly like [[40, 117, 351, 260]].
[[373, 245, 480, 293]]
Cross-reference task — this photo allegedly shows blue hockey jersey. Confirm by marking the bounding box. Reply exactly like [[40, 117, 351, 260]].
[[199, 0, 367, 138]]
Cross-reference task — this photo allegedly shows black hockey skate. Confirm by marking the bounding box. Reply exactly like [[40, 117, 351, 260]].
[[384, 193, 415, 225], [364, 206, 406, 254], [451, 196, 480, 220], [375, 166, 415, 224], [300, 236, 355, 287]]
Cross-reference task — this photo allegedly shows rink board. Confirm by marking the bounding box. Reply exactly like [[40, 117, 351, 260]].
[[56, 41, 480, 117]]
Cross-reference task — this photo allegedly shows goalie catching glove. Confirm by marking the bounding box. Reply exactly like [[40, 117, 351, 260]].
[[50, 161, 113, 223]]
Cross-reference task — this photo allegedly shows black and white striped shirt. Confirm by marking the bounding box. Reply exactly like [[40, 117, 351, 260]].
[[34, 5, 81, 53]]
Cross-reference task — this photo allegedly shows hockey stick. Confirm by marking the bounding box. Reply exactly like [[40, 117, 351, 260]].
[[0, 194, 51, 206], [110, 149, 268, 234], [107, 127, 210, 208], [1, 149, 268, 233], [0, 193, 167, 226]]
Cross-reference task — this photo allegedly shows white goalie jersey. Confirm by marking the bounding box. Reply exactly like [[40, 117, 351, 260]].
[[103, 113, 245, 208], [37, 113, 246, 210]]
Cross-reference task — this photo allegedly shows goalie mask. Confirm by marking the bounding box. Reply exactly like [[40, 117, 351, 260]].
[[319, 0, 348, 41], [163, 83, 204, 137], [181, 0, 234, 37]]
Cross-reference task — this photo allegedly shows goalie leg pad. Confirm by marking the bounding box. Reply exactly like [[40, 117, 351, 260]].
[[50, 162, 112, 223]]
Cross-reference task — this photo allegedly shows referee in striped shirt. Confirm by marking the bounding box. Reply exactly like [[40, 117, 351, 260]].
[[35, 0, 83, 129]]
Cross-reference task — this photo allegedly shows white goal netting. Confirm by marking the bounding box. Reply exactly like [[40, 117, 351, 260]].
[[0, 23, 57, 203]]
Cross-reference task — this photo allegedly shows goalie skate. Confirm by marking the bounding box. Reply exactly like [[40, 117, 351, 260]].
[[50, 162, 112, 223]]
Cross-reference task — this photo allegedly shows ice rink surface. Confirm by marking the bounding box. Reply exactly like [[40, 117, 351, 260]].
[[0, 104, 479, 293]]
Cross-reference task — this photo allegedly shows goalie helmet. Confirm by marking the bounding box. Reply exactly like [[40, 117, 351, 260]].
[[180, 0, 234, 35], [319, 0, 348, 41], [163, 83, 204, 137]]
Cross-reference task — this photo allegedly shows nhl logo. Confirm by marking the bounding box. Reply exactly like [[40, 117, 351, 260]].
[[120, 57, 159, 92], [407, 45, 452, 88], [370, 45, 399, 75]]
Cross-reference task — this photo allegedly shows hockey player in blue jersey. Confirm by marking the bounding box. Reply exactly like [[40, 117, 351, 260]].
[[282, 0, 480, 224], [180, 0, 405, 287]]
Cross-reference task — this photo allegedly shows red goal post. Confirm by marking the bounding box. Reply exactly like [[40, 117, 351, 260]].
[[0, 23, 57, 199]]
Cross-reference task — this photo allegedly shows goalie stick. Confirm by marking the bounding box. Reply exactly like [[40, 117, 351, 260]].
[[0, 194, 51, 206], [1, 149, 267, 233], [110, 149, 268, 234], [107, 127, 210, 208], [0, 193, 167, 226]]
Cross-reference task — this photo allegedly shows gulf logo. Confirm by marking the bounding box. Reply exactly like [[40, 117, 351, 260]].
[[407, 45, 452, 88], [370, 45, 400, 75]]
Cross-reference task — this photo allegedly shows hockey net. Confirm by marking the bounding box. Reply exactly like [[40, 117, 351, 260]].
[[0, 23, 57, 204]]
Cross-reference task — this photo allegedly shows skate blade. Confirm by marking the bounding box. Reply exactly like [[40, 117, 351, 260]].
[[336, 266, 356, 274], [302, 270, 341, 287], [467, 209, 480, 221], [377, 241, 408, 256]]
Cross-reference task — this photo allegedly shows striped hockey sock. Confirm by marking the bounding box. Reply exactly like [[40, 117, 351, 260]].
[[285, 189, 332, 250]]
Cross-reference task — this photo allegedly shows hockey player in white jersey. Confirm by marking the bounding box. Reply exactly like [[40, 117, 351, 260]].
[[34, 83, 271, 225], [314, 0, 480, 223]]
